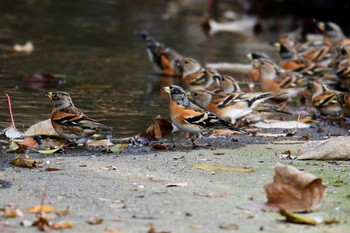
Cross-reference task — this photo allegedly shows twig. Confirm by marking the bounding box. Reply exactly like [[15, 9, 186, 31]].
[[40, 185, 48, 212], [5, 93, 16, 129]]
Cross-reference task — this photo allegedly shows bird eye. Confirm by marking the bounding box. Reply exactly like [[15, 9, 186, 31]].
[[184, 60, 189, 64]]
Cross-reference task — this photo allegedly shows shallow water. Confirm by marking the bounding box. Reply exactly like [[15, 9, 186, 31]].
[[0, 0, 289, 138]]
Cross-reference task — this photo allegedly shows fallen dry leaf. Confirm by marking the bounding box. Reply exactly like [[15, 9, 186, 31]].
[[46, 167, 63, 171], [279, 209, 320, 225], [10, 155, 43, 168], [4, 124, 24, 139], [17, 138, 38, 149], [52, 220, 74, 230], [87, 217, 103, 225], [56, 206, 70, 217], [264, 163, 326, 212], [218, 223, 239, 230], [254, 121, 309, 129], [165, 182, 188, 187], [2, 203, 24, 218], [86, 139, 114, 147], [147, 223, 171, 233], [32, 214, 51, 232], [138, 116, 177, 141], [151, 143, 173, 150], [32, 143, 64, 154], [27, 205, 55, 213], [297, 136, 350, 160], [5, 141, 25, 153], [193, 164, 255, 173], [25, 119, 59, 137]]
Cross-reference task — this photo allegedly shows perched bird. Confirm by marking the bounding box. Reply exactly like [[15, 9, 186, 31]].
[[177, 57, 220, 91], [137, 30, 183, 76], [317, 21, 350, 47], [47, 91, 112, 145], [336, 92, 350, 117], [214, 74, 241, 94], [190, 89, 285, 123], [163, 85, 242, 146], [251, 58, 304, 100], [308, 81, 342, 117]]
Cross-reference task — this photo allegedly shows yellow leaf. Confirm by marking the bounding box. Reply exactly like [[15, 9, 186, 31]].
[[52, 220, 74, 229], [279, 209, 319, 225], [27, 205, 55, 213], [193, 164, 255, 173], [32, 143, 64, 154]]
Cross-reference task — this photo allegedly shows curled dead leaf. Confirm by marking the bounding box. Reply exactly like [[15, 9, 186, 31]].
[[87, 217, 103, 225], [152, 143, 173, 150], [165, 182, 188, 187], [52, 220, 74, 230], [138, 116, 177, 141], [10, 155, 43, 168], [2, 203, 24, 218], [25, 119, 60, 137], [264, 163, 326, 212], [297, 136, 350, 160]]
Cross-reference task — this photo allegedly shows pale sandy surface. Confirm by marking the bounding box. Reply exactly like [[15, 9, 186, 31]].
[[1, 143, 349, 233]]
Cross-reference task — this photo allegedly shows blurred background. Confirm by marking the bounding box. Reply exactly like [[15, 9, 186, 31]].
[[0, 0, 349, 138]]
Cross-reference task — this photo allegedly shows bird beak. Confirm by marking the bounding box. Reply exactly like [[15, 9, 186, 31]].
[[163, 86, 171, 94], [318, 22, 325, 31], [274, 42, 281, 51], [46, 92, 53, 99]]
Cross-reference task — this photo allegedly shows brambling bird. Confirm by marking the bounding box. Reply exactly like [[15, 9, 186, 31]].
[[336, 92, 350, 117], [251, 58, 304, 100], [189, 89, 284, 123], [214, 74, 241, 94], [137, 30, 183, 76], [176, 57, 220, 91], [317, 21, 350, 47], [246, 52, 277, 82], [308, 81, 342, 117], [47, 91, 113, 145], [163, 85, 242, 146]]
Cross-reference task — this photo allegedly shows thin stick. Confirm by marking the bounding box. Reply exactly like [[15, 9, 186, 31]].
[[40, 185, 48, 212], [5, 93, 16, 129]]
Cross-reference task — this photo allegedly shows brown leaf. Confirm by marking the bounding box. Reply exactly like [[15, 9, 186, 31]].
[[147, 223, 171, 233], [10, 155, 43, 168], [152, 143, 173, 150], [56, 206, 70, 217], [264, 163, 326, 212], [138, 116, 175, 141], [52, 220, 74, 230], [2, 203, 24, 218], [165, 182, 188, 187], [87, 217, 103, 225], [46, 167, 63, 171], [17, 138, 38, 149], [32, 214, 52, 232]]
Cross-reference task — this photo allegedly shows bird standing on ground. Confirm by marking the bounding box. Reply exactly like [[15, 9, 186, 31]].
[[137, 30, 183, 76], [47, 91, 112, 145], [163, 85, 242, 147]]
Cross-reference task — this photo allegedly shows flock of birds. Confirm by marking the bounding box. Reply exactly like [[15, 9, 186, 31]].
[[44, 21, 350, 148]]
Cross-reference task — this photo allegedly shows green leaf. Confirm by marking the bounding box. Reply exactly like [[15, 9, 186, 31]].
[[32, 143, 64, 154]]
